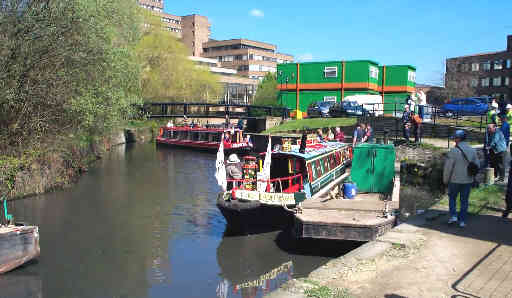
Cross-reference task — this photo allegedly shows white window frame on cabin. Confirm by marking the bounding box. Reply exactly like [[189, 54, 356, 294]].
[[324, 67, 338, 78], [324, 96, 337, 102]]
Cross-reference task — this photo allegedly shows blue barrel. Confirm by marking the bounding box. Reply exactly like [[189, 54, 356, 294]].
[[343, 183, 357, 199]]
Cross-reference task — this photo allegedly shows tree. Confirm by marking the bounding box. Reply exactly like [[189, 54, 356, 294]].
[[0, 0, 143, 153], [135, 10, 222, 103], [254, 72, 279, 106]]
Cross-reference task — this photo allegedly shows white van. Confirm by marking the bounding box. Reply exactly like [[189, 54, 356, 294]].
[[342, 95, 384, 117]]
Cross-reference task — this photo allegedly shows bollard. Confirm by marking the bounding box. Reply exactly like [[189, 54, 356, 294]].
[[484, 167, 494, 185]]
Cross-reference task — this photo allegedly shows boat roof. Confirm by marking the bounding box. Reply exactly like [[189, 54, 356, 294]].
[[273, 141, 350, 160], [162, 126, 242, 132]]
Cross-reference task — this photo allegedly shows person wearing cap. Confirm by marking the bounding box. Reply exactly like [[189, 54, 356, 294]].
[[443, 130, 479, 227], [505, 104, 512, 120], [226, 154, 242, 188], [487, 104, 498, 126], [485, 124, 507, 182]]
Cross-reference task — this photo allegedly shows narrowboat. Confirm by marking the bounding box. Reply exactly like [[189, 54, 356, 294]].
[[1, 200, 40, 274], [216, 135, 352, 233], [156, 125, 252, 153]]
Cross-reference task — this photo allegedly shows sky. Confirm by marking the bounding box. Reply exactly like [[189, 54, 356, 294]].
[[165, 0, 512, 86]]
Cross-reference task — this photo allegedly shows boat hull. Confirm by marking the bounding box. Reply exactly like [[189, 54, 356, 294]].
[[216, 195, 294, 234], [156, 139, 251, 154], [0, 226, 40, 274]]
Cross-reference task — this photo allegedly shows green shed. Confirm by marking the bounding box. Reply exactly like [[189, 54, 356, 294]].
[[350, 144, 395, 194], [379, 65, 416, 93]]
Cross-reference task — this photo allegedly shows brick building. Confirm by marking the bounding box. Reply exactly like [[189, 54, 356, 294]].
[[202, 39, 294, 80], [445, 35, 512, 101]]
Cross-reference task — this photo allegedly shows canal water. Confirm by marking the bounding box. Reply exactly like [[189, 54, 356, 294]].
[[1, 143, 360, 298]]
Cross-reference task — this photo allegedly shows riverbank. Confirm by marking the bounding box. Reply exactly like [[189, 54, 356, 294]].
[[267, 184, 511, 298], [0, 122, 159, 200]]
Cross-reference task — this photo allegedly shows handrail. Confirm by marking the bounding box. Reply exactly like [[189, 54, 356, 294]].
[[227, 174, 304, 193]]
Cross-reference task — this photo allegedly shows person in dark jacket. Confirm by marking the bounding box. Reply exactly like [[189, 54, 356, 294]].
[[402, 105, 412, 142], [504, 160, 512, 219]]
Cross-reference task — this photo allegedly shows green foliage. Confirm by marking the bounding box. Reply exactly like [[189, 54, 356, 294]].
[[0, 0, 143, 154], [304, 286, 352, 298], [265, 118, 357, 133], [437, 184, 505, 214], [136, 10, 222, 103], [254, 72, 280, 106]]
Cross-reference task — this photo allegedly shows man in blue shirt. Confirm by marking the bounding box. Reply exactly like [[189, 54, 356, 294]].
[[485, 124, 507, 182]]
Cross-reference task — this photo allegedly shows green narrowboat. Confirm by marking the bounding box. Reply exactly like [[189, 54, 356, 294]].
[[216, 138, 352, 233]]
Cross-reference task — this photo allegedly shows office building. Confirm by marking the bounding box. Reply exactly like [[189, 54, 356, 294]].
[[445, 35, 512, 101], [202, 39, 294, 80]]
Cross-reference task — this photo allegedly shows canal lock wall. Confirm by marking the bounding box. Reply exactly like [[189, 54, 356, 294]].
[[0, 127, 155, 200]]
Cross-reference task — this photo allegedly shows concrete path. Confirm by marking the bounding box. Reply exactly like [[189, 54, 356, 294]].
[[267, 210, 512, 298]]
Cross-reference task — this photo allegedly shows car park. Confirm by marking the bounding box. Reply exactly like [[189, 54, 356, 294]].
[[306, 101, 336, 117], [441, 97, 488, 116]]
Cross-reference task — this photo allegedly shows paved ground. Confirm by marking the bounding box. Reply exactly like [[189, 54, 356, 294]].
[[267, 209, 512, 298]]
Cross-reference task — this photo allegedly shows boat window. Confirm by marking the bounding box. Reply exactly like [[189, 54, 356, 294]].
[[191, 131, 200, 141], [307, 163, 313, 182], [335, 150, 342, 165], [322, 156, 330, 172], [314, 160, 322, 178], [329, 153, 337, 169], [212, 133, 221, 143]]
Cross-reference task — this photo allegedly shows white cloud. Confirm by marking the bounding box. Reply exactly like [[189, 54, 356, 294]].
[[297, 53, 314, 62], [249, 9, 264, 18]]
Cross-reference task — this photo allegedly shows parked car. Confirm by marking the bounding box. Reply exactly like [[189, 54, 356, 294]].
[[440, 98, 489, 116], [329, 101, 369, 117], [306, 101, 336, 117]]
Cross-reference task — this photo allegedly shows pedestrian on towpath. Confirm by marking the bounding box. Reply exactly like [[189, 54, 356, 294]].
[[485, 124, 507, 182], [503, 160, 512, 220], [352, 123, 365, 147], [402, 105, 412, 142], [443, 130, 480, 228]]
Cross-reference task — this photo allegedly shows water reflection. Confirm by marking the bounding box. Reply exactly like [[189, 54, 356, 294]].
[[5, 144, 355, 298]]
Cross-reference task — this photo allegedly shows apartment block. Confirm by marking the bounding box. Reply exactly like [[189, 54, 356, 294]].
[[445, 35, 512, 101], [202, 39, 294, 80], [137, 1, 210, 57]]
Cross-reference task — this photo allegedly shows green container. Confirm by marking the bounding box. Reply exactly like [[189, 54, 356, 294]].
[[379, 65, 416, 89], [276, 63, 298, 86], [350, 144, 395, 193], [299, 61, 343, 85], [383, 93, 410, 115], [277, 90, 380, 113], [344, 60, 380, 89]]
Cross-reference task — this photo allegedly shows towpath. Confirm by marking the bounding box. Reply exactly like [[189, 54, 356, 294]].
[[267, 209, 512, 298]]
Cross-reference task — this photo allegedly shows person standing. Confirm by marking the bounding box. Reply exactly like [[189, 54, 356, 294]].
[[505, 104, 512, 123], [488, 105, 498, 125], [485, 124, 507, 182], [225, 154, 243, 189], [504, 161, 512, 219], [402, 106, 412, 142], [352, 123, 365, 147], [501, 114, 511, 152], [363, 123, 374, 143], [412, 111, 422, 143], [443, 130, 479, 227]]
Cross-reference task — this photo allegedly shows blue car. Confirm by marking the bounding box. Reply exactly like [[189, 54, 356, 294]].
[[441, 97, 489, 116]]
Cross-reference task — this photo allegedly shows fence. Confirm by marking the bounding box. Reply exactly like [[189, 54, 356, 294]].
[[140, 102, 291, 120], [327, 102, 490, 146]]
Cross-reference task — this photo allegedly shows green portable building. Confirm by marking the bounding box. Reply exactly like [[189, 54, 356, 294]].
[[378, 65, 416, 93], [350, 144, 395, 193]]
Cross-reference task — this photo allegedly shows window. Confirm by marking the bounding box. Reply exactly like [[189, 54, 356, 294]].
[[472, 63, 479, 71], [324, 96, 337, 102], [505, 77, 510, 86], [324, 66, 338, 78], [494, 60, 503, 70], [481, 77, 490, 87], [507, 59, 511, 68], [461, 64, 469, 72], [223, 55, 234, 62], [470, 79, 478, 87], [369, 66, 379, 79], [408, 70, 416, 82], [483, 61, 491, 71], [493, 77, 502, 87]]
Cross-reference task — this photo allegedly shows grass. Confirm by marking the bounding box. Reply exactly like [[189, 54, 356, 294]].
[[301, 279, 352, 298], [434, 117, 487, 131], [437, 184, 505, 215], [265, 117, 357, 133]]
